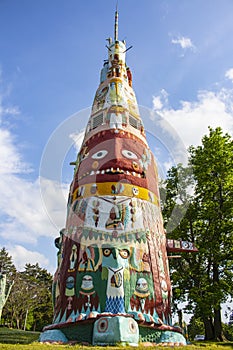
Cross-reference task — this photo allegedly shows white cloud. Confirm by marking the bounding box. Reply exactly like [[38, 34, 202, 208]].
[[225, 68, 233, 82], [152, 89, 169, 110], [39, 177, 69, 231], [171, 35, 196, 51], [0, 173, 68, 244], [152, 96, 163, 110], [0, 128, 32, 174], [0, 79, 72, 272], [70, 130, 85, 152], [7, 244, 50, 271], [0, 92, 69, 246], [153, 88, 233, 148]]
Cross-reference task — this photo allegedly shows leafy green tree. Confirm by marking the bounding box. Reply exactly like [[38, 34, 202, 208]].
[[187, 316, 205, 340], [189, 127, 233, 340], [162, 127, 233, 341], [21, 263, 53, 331], [222, 323, 233, 341], [2, 256, 53, 330]]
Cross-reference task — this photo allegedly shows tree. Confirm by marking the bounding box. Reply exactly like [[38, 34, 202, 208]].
[[1, 251, 53, 331], [6, 263, 53, 331], [0, 248, 16, 324], [188, 316, 205, 340], [189, 127, 233, 340], [162, 127, 233, 341], [21, 263, 53, 331], [0, 247, 16, 279]]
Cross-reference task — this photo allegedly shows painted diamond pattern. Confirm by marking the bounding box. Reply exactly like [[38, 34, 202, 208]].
[[105, 296, 125, 314]]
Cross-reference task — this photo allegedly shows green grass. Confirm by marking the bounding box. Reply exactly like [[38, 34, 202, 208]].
[[0, 327, 233, 349], [0, 327, 39, 344]]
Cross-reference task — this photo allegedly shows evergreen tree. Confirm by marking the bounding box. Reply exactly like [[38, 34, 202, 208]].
[[0, 247, 16, 278]]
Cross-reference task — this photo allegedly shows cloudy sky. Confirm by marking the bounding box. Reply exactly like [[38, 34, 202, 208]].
[[0, 0, 233, 301]]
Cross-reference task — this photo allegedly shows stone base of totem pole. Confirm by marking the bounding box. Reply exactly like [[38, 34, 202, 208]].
[[39, 315, 187, 346]]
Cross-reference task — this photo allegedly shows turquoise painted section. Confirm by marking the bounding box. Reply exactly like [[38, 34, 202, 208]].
[[40, 318, 186, 345], [39, 329, 68, 343], [138, 326, 186, 345], [159, 330, 186, 345], [92, 316, 139, 346]]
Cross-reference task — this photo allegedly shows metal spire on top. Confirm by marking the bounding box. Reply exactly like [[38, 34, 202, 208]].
[[114, 2, 118, 41]]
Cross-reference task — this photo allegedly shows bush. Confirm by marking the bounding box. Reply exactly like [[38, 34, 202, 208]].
[[222, 323, 233, 341]]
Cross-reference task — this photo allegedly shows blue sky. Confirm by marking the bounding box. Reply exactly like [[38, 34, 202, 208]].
[[0, 0, 233, 319]]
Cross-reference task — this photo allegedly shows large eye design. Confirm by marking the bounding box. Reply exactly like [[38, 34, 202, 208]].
[[92, 150, 108, 159], [122, 149, 138, 159], [97, 318, 108, 333], [103, 248, 112, 257], [119, 249, 130, 259]]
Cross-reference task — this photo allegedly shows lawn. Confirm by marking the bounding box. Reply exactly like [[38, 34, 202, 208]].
[[0, 327, 39, 344], [0, 327, 233, 349]]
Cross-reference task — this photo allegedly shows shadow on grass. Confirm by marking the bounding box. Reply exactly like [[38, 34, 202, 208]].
[[0, 327, 39, 344]]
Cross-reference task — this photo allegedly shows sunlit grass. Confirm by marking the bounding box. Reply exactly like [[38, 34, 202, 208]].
[[0, 327, 233, 349]]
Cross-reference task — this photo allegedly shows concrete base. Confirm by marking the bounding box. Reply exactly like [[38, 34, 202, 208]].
[[39, 329, 68, 343], [40, 315, 187, 346], [93, 316, 139, 346]]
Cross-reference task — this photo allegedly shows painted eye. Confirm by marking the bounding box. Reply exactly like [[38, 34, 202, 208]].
[[97, 318, 108, 333], [92, 150, 108, 159], [103, 248, 111, 257], [129, 319, 137, 334], [119, 249, 130, 259], [122, 149, 138, 159]]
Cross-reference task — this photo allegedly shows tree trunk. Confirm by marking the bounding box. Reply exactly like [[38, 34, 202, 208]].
[[203, 316, 214, 340], [213, 263, 224, 341], [178, 309, 183, 329], [16, 318, 20, 329], [23, 308, 28, 331], [214, 308, 224, 341]]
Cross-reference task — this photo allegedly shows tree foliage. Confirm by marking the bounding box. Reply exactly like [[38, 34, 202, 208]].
[[162, 127, 233, 341], [188, 316, 205, 340], [0, 249, 53, 331], [0, 248, 16, 279]]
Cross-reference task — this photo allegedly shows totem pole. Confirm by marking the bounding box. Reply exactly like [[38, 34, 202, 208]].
[[40, 9, 197, 346]]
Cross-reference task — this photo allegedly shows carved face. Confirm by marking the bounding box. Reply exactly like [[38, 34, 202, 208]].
[[81, 275, 94, 290], [66, 276, 75, 290], [102, 247, 130, 269], [136, 278, 149, 294], [75, 131, 158, 195]]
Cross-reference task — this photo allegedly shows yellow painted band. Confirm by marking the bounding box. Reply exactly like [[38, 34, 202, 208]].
[[73, 182, 159, 206]]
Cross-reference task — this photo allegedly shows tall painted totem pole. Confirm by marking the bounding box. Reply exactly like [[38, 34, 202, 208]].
[[40, 10, 194, 346]]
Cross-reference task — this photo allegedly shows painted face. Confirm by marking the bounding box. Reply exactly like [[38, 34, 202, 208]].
[[136, 278, 149, 293], [81, 275, 94, 290], [102, 247, 130, 269], [66, 276, 75, 290], [102, 248, 130, 259], [75, 131, 158, 195], [72, 244, 77, 252]]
